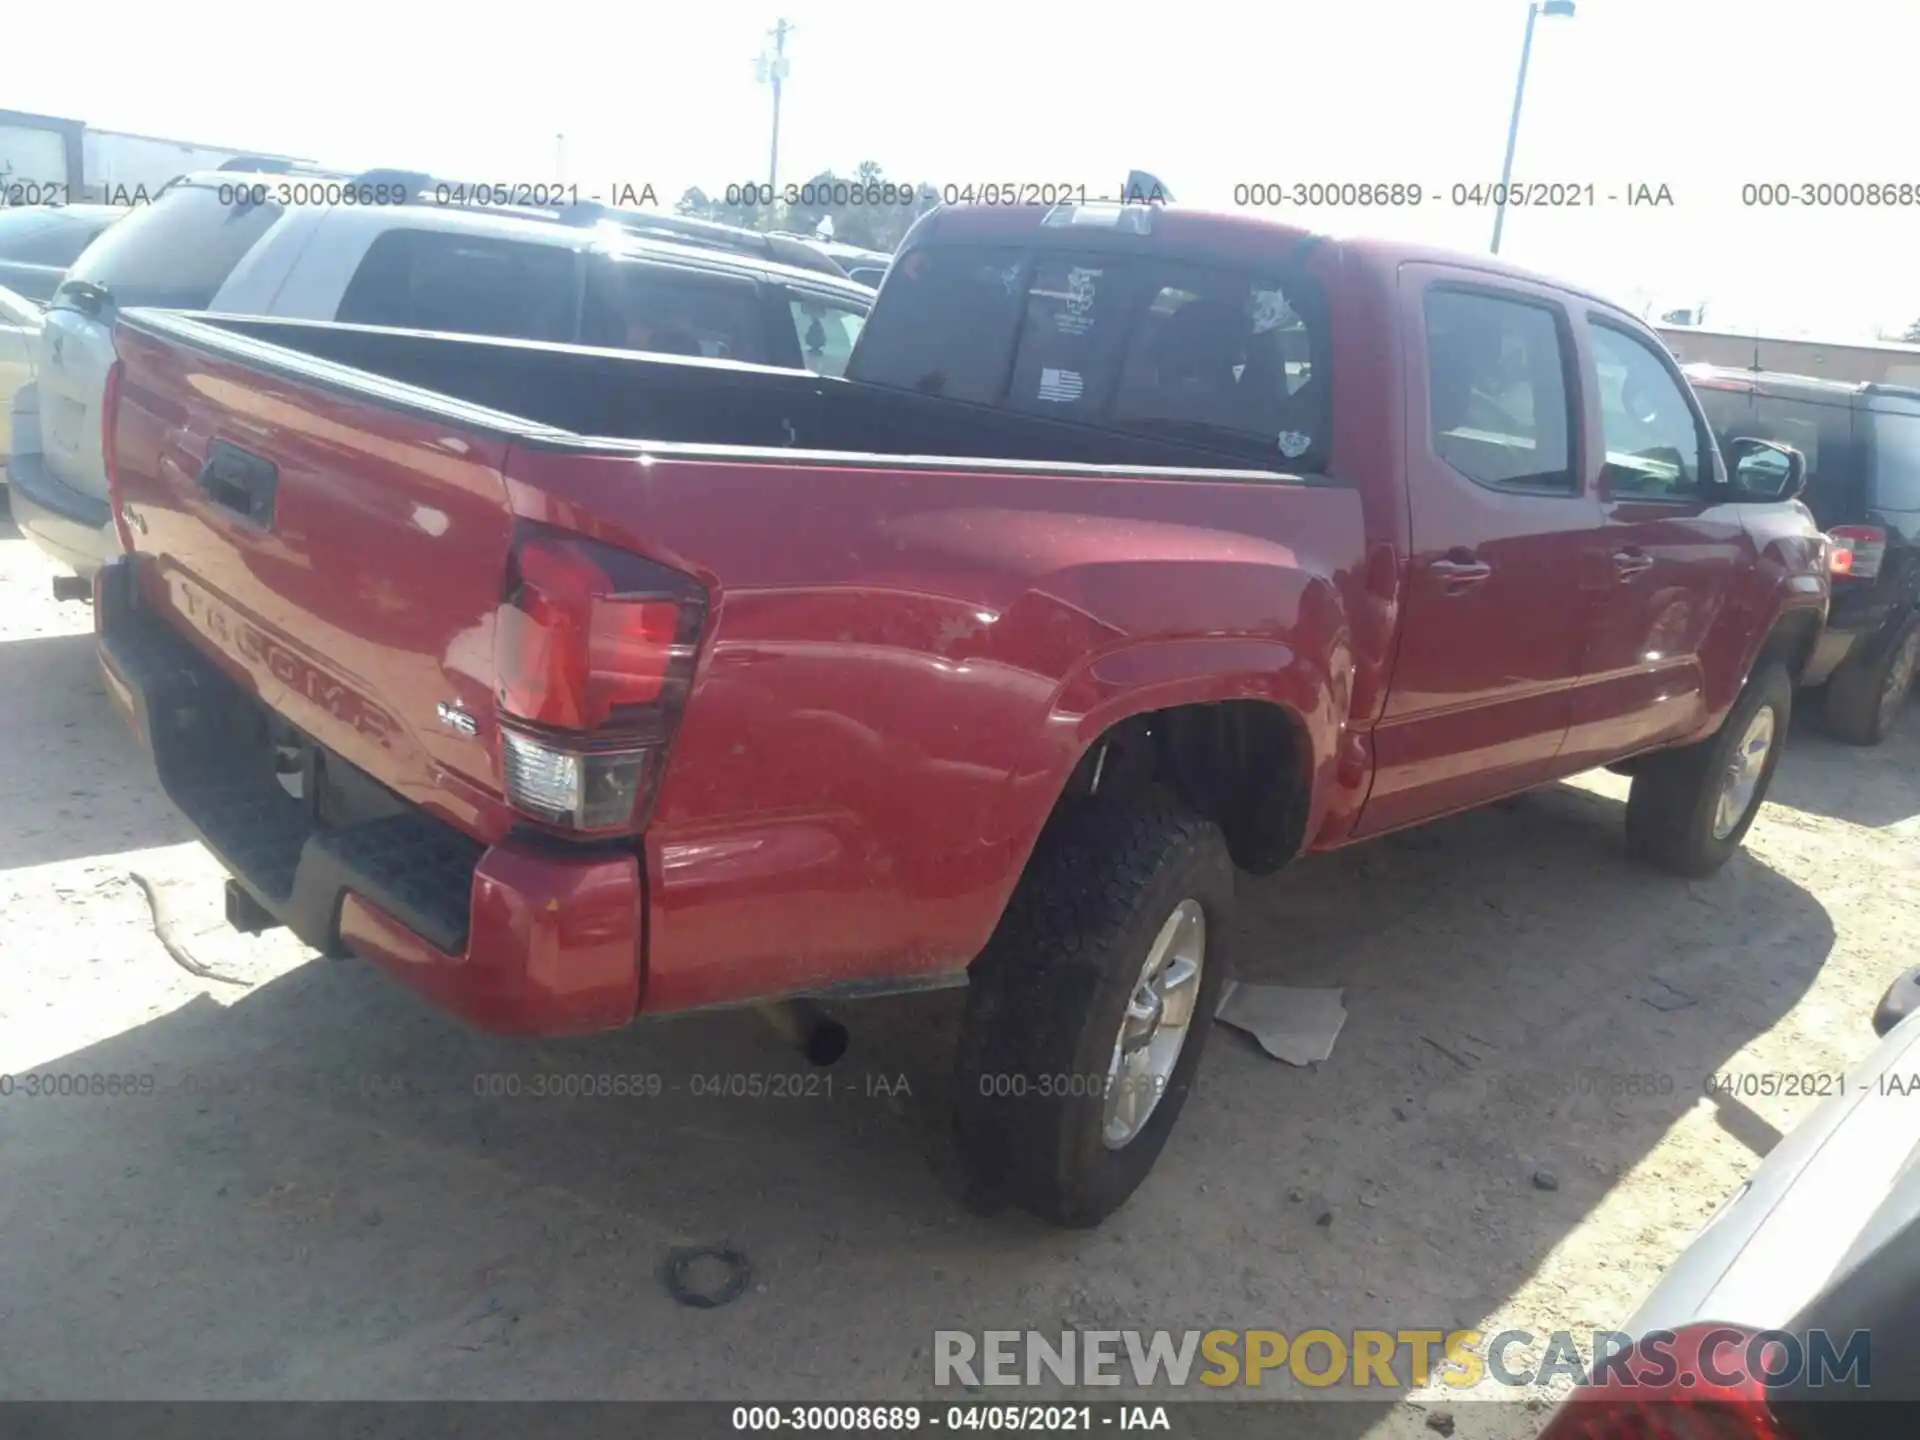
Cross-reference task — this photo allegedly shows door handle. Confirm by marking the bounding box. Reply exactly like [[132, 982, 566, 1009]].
[[196, 441, 279, 528], [1612, 549, 1654, 580], [1430, 553, 1492, 591]]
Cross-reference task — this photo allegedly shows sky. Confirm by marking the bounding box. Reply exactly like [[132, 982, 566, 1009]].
[[9, 0, 1918, 340]]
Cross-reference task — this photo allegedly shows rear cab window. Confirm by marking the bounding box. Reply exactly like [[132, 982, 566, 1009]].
[[337, 229, 579, 342], [848, 242, 1330, 470], [58, 185, 283, 310], [847, 244, 1027, 404]]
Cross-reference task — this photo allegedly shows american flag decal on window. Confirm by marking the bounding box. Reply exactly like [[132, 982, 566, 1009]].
[[1038, 367, 1084, 403]]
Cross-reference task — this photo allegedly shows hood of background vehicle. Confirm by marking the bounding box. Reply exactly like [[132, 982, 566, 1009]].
[[1624, 1011, 1920, 1336]]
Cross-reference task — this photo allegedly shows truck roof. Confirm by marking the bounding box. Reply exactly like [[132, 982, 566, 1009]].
[[1685, 363, 1920, 408], [158, 171, 870, 300], [167, 167, 852, 279], [904, 202, 1640, 321], [1661, 325, 1920, 358]]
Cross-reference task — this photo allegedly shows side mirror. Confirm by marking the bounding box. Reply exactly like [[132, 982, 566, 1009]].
[[1725, 436, 1807, 503]]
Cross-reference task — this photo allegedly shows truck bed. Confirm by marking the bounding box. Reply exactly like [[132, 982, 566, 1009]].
[[99, 308, 1365, 1030]]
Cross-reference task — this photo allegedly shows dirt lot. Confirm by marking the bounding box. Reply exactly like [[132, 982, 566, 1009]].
[[2, 491, 1916, 1437]]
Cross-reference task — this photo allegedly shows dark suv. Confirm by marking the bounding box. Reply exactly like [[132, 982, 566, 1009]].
[[1691, 366, 1920, 744]]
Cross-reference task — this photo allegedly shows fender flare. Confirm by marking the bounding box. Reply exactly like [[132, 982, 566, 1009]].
[[1722, 583, 1828, 711], [988, 635, 1346, 876]]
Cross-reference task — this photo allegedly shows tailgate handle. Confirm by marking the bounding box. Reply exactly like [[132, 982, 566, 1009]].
[[197, 442, 279, 528]]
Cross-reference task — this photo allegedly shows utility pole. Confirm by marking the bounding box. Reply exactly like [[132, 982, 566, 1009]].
[[757, 19, 793, 194], [1491, 0, 1576, 255]]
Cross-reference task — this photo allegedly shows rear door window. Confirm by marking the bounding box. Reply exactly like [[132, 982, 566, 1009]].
[[59, 186, 282, 310], [1868, 408, 1920, 512], [1424, 289, 1576, 492], [581, 259, 767, 362], [336, 229, 579, 342], [1690, 382, 1754, 454], [1698, 387, 1858, 524], [1753, 394, 1858, 522], [786, 292, 867, 377]]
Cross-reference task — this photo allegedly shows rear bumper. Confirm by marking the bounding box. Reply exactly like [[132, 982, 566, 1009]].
[[8, 446, 119, 579], [1801, 599, 1912, 688], [1801, 624, 1865, 688], [95, 557, 643, 1036]]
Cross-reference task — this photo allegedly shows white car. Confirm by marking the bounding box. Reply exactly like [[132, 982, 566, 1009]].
[[0, 285, 43, 479], [8, 170, 872, 582], [1540, 966, 1920, 1435]]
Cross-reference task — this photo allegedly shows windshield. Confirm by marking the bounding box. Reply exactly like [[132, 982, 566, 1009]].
[[0, 208, 116, 267], [1868, 408, 1920, 511], [59, 186, 283, 311]]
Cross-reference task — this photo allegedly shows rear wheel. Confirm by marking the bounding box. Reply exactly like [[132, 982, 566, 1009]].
[[1625, 664, 1791, 878], [1823, 616, 1920, 747], [954, 791, 1234, 1228]]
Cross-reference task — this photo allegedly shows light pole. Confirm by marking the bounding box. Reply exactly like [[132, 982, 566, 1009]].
[[1491, 0, 1576, 255], [756, 19, 794, 195]]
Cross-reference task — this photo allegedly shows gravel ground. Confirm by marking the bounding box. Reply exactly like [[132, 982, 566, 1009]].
[[2, 492, 1916, 1438]]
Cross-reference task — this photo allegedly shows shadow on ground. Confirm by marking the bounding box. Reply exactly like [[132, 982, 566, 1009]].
[[0, 748, 1837, 1440], [0, 631, 192, 868], [1765, 696, 1920, 828]]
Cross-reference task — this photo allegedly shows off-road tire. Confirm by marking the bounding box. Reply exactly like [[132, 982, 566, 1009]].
[[1822, 615, 1920, 747], [1625, 664, 1792, 878], [954, 791, 1234, 1228]]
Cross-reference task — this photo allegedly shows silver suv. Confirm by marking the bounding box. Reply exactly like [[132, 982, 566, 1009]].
[[9, 171, 872, 581]]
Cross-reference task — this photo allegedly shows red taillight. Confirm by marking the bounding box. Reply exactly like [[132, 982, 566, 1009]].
[[1828, 524, 1886, 580], [103, 359, 129, 549], [497, 538, 685, 730], [1540, 1326, 1793, 1440], [493, 527, 706, 835]]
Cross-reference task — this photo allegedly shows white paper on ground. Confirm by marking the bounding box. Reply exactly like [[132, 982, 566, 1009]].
[[1214, 982, 1347, 1065]]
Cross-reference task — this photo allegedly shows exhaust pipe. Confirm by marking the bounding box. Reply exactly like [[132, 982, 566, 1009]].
[[51, 573, 93, 604], [756, 999, 850, 1067]]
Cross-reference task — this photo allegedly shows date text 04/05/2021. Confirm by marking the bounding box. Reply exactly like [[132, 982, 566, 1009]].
[[1706, 1070, 1920, 1098], [1229, 181, 1676, 208], [731, 1405, 1174, 1432], [467, 1070, 914, 1100]]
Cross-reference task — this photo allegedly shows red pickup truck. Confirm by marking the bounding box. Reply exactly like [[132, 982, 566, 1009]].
[[94, 200, 1828, 1226]]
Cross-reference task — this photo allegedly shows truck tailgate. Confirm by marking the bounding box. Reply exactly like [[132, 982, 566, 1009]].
[[108, 316, 522, 841]]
